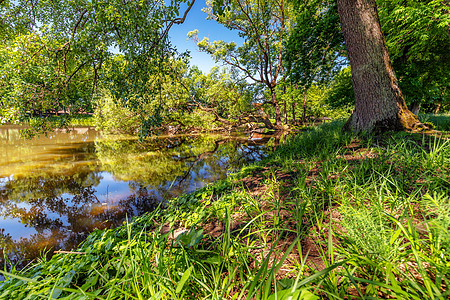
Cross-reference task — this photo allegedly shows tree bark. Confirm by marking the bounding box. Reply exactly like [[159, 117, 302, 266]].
[[410, 102, 421, 116], [270, 90, 283, 129], [283, 85, 288, 124], [302, 91, 307, 124], [337, 0, 425, 133], [292, 102, 296, 124]]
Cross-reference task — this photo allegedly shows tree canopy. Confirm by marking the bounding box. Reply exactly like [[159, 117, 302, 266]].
[[190, 0, 292, 128], [0, 0, 196, 133], [0, 0, 448, 135], [284, 0, 345, 89], [379, 0, 449, 112]]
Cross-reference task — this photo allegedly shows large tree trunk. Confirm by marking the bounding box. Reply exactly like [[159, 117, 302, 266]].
[[337, 0, 425, 133]]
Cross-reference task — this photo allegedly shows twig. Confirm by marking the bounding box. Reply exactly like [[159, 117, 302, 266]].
[[54, 250, 87, 255]]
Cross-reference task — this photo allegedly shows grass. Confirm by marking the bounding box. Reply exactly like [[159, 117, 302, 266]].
[[67, 114, 95, 126], [0, 118, 449, 299], [16, 114, 95, 137], [25, 114, 95, 128], [419, 112, 450, 131]]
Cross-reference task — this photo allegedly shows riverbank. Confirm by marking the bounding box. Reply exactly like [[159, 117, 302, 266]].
[[0, 127, 275, 272], [1, 120, 449, 299]]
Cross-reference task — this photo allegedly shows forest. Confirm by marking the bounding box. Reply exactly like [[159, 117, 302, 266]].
[[0, 0, 449, 299]]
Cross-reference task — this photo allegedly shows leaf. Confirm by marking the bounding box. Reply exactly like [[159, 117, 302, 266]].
[[202, 255, 223, 265], [390, 228, 402, 245], [175, 266, 193, 294], [60, 270, 76, 287], [177, 228, 204, 248], [0, 270, 37, 283], [268, 288, 319, 300]]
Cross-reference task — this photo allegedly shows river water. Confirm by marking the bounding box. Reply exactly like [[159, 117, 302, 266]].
[[0, 125, 275, 271]]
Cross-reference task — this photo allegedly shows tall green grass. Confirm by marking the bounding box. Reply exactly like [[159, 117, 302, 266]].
[[1, 119, 449, 299]]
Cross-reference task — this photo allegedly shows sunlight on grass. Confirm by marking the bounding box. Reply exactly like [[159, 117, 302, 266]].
[[1, 121, 449, 299]]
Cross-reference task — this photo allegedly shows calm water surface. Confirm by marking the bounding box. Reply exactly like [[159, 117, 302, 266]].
[[0, 125, 274, 270]]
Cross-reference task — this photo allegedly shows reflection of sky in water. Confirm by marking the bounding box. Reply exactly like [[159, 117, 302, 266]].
[[0, 126, 271, 270], [0, 218, 35, 240], [0, 176, 12, 187], [1, 200, 72, 240], [61, 172, 133, 205]]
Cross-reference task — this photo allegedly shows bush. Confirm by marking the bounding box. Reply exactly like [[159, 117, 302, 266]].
[[93, 91, 141, 135]]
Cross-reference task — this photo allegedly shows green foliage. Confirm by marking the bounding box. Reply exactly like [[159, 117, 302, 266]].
[[303, 85, 348, 120], [340, 204, 393, 259], [1, 119, 450, 298], [419, 113, 450, 131], [423, 192, 450, 257], [96, 57, 256, 134], [270, 120, 352, 160], [0, 0, 195, 134], [324, 66, 354, 109], [286, 0, 448, 115], [274, 82, 350, 125], [188, 66, 253, 120], [378, 0, 449, 110], [285, 0, 344, 88], [193, 0, 292, 127], [94, 91, 141, 135], [199, 0, 290, 84], [96, 56, 217, 135], [0, 31, 95, 125]]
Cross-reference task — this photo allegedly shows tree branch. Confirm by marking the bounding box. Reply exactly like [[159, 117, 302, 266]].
[[158, 0, 196, 47]]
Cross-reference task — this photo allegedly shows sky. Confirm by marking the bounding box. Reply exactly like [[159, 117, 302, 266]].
[[168, 0, 244, 73]]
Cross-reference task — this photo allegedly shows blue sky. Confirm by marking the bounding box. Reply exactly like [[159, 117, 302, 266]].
[[168, 0, 244, 73]]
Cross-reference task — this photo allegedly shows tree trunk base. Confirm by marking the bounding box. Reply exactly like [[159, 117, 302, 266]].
[[343, 106, 428, 134]]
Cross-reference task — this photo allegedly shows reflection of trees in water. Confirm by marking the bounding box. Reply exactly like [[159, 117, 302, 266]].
[[96, 135, 269, 199], [0, 180, 161, 270], [0, 172, 101, 269], [0, 228, 89, 271], [0, 171, 103, 222], [0, 133, 273, 272], [118, 185, 161, 216], [166, 138, 269, 198], [0, 126, 99, 144], [0, 126, 100, 178]]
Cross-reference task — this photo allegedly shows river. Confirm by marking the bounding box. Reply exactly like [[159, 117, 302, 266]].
[[0, 125, 277, 272]]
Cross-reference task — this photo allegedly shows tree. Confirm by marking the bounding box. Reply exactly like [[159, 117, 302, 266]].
[[336, 0, 425, 133], [0, 0, 196, 135], [284, 0, 345, 125], [0, 31, 97, 123], [95, 58, 255, 134], [378, 0, 449, 114], [324, 67, 354, 110], [190, 0, 291, 129], [186, 66, 253, 121], [285, 0, 344, 89]]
